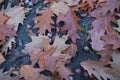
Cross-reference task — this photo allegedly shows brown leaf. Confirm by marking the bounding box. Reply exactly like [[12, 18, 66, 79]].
[[5, 6, 27, 31], [34, 8, 54, 34], [57, 10, 84, 43], [62, 43, 77, 57], [0, 11, 9, 26], [57, 62, 73, 80], [50, 1, 70, 15], [80, 52, 120, 80], [0, 69, 18, 80], [82, 0, 97, 8], [44, 0, 59, 3], [102, 31, 120, 49], [0, 53, 5, 64], [90, 11, 114, 32], [90, 28, 105, 51], [23, 34, 49, 53], [20, 65, 51, 80], [99, 0, 120, 15], [61, 0, 81, 6], [0, 25, 16, 41], [0, 0, 4, 3], [97, 45, 113, 62]]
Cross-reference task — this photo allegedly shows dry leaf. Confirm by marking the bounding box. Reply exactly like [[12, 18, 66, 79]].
[[82, 0, 97, 8], [0, 69, 18, 80], [0, 0, 4, 3], [61, 0, 81, 6], [89, 28, 105, 51], [51, 35, 70, 57], [0, 53, 5, 64], [102, 31, 120, 49], [81, 53, 120, 80], [5, 6, 27, 31], [34, 8, 54, 34], [99, 0, 120, 15], [57, 10, 84, 43], [97, 45, 113, 62], [20, 65, 51, 80], [63, 43, 77, 57], [50, 1, 70, 15], [0, 11, 9, 26], [57, 62, 73, 80], [2, 38, 15, 54], [23, 34, 49, 53], [0, 25, 16, 41], [44, 0, 59, 3]]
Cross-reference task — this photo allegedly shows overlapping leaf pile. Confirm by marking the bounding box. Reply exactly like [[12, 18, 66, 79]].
[[0, 0, 120, 80]]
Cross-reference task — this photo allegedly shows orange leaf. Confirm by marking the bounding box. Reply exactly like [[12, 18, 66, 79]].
[[34, 8, 54, 34]]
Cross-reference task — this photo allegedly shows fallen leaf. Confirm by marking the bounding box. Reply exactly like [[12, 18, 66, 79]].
[[57, 10, 84, 43], [50, 1, 70, 15], [57, 62, 73, 80], [0, 53, 5, 64], [34, 8, 54, 34], [62, 43, 77, 57], [23, 34, 49, 53], [80, 52, 120, 80], [61, 0, 81, 6], [90, 28, 105, 51], [97, 45, 113, 62], [102, 31, 120, 49], [20, 65, 51, 80], [44, 0, 59, 3], [0, 25, 16, 41], [82, 0, 97, 8], [0, 69, 18, 80], [0, 0, 4, 3], [2, 38, 15, 54], [52, 35, 69, 56], [0, 11, 9, 26], [5, 5, 28, 31], [99, 0, 120, 15]]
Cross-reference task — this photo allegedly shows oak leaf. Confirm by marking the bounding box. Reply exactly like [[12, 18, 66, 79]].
[[0, 25, 16, 41], [102, 31, 120, 49], [82, 0, 106, 8], [62, 43, 77, 57], [50, 1, 70, 15], [57, 10, 84, 43], [82, 0, 97, 8], [57, 62, 73, 80], [97, 45, 113, 62], [0, 0, 4, 3], [89, 28, 105, 51], [51, 35, 70, 57], [61, 0, 81, 6], [5, 6, 28, 31], [20, 65, 51, 80], [23, 34, 49, 53], [34, 8, 54, 34], [99, 0, 120, 15], [0, 69, 18, 80], [0, 53, 5, 64], [2, 38, 15, 54], [80, 53, 120, 80], [44, 0, 59, 3], [0, 11, 9, 26]]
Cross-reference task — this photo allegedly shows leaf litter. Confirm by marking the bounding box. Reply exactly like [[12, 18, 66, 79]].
[[0, 0, 120, 80]]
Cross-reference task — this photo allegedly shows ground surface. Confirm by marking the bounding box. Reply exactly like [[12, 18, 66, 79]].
[[0, 0, 100, 80]]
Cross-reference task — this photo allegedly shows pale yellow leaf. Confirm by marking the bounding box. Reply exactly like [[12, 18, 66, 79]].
[[50, 1, 70, 15]]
